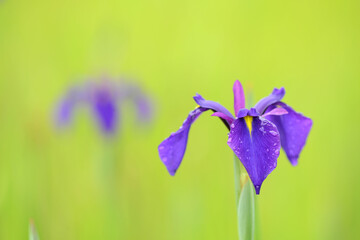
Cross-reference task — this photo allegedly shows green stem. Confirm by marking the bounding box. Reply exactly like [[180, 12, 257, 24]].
[[233, 154, 256, 240]]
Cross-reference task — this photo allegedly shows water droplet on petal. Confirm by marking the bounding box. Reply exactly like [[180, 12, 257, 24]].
[[269, 130, 278, 136]]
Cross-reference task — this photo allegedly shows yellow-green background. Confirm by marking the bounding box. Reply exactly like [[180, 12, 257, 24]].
[[0, 0, 359, 239]]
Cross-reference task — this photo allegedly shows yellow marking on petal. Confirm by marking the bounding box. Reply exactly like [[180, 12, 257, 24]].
[[195, 105, 200, 109], [244, 116, 253, 134]]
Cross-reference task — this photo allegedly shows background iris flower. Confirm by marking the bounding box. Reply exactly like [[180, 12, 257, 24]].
[[55, 78, 153, 136], [158, 80, 312, 194]]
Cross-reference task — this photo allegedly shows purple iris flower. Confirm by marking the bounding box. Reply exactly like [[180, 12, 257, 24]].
[[56, 78, 153, 136], [158, 80, 312, 194]]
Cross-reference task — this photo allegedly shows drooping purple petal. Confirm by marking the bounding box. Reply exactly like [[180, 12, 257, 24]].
[[193, 94, 234, 120], [117, 81, 153, 123], [158, 107, 208, 175], [254, 87, 285, 115], [228, 117, 281, 194], [134, 94, 153, 123], [55, 86, 83, 127], [264, 102, 312, 166], [233, 80, 245, 115], [91, 87, 118, 134]]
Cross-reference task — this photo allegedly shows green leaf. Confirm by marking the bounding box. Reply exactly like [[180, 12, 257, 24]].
[[237, 180, 255, 240]]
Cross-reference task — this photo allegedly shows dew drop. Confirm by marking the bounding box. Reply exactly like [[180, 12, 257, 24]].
[[269, 130, 278, 136]]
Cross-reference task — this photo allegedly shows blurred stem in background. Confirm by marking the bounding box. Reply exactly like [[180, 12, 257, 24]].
[[101, 139, 117, 190], [29, 220, 40, 240], [100, 138, 123, 239]]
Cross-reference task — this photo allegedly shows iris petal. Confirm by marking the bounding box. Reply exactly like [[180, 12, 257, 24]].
[[193, 94, 234, 120], [55, 86, 83, 127], [92, 87, 118, 134], [158, 107, 208, 175], [211, 112, 234, 125], [264, 102, 312, 166], [254, 87, 285, 115], [228, 117, 281, 194], [117, 82, 153, 123], [134, 95, 153, 123], [233, 80, 245, 115], [262, 107, 288, 117]]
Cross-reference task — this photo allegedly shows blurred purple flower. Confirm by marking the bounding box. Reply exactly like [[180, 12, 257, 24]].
[[158, 80, 312, 194], [56, 78, 153, 136]]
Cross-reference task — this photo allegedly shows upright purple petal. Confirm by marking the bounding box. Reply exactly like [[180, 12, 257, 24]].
[[233, 80, 245, 115], [254, 87, 285, 115], [158, 107, 208, 175], [264, 102, 312, 166], [228, 117, 281, 194]]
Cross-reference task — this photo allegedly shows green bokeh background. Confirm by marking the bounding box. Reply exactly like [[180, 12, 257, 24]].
[[1, 0, 359, 239]]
